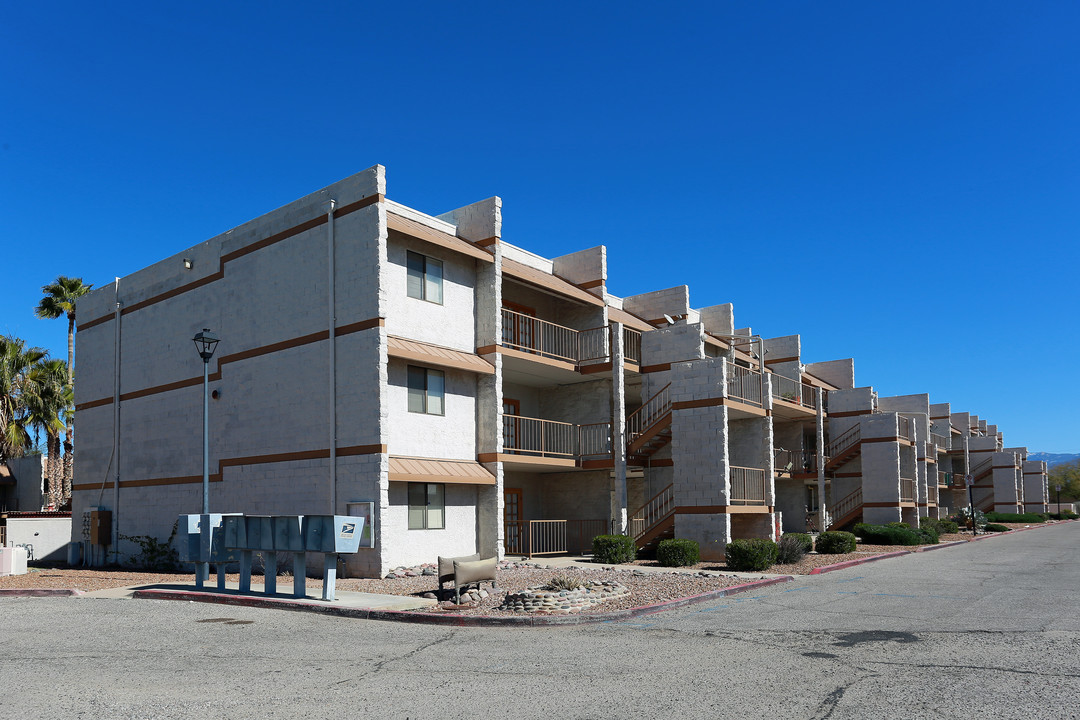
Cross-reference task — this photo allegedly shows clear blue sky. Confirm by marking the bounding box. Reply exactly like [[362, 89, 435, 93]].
[[2, 2, 1077, 452]]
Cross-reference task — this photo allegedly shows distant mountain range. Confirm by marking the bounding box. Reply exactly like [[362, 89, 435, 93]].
[[1029, 452, 1080, 468]]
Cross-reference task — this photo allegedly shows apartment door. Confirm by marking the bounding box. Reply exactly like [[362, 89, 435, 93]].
[[503, 398, 520, 453], [504, 488, 524, 555]]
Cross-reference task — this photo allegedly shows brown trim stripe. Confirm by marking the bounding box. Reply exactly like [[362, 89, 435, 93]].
[[833, 472, 861, 478], [763, 356, 799, 365], [71, 444, 385, 491], [828, 409, 871, 418], [648, 458, 674, 467], [640, 363, 672, 373], [77, 194, 383, 331], [577, 279, 605, 290], [75, 318, 383, 411]]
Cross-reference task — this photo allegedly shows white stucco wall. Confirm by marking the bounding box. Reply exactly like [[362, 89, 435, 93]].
[[382, 482, 478, 569], [385, 360, 477, 460]]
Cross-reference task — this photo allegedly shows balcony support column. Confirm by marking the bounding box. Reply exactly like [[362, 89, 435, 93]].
[[816, 387, 827, 532], [610, 322, 628, 534]]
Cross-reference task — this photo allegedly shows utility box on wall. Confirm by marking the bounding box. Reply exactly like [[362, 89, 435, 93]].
[[89, 510, 112, 545]]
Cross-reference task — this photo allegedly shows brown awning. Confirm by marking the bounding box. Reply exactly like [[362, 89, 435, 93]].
[[388, 456, 497, 485], [387, 336, 495, 375], [501, 258, 606, 307], [386, 212, 494, 262]]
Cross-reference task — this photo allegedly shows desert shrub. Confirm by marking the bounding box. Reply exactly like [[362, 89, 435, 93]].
[[724, 539, 779, 571], [656, 538, 700, 567], [920, 516, 946, 535], [936, 518, 959, 534], [984, 523, 1009, 533], [1050, 510, 1078, 520], [815, 531, 856, 554], [953, 508, 987, 531], [914, 525, 939, 544], [544, 575, 585, 591], [885, 521, 910, 529], [776, 535, 808, 564], [784, 533, 814, 554], [591, 535, 637, 564], [985, 512, 1047, 524], [120, 530, 180, 572], [852, 523, 873, 539]]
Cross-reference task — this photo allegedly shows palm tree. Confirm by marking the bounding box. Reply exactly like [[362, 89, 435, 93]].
[[35, 276, 92, 496], [35, 276, 93, 385], [23, 359, 69, 508], [0, 336, 48, 462]]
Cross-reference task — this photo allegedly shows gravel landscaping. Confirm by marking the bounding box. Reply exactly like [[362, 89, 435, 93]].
[[0, 522, 1062, 616]]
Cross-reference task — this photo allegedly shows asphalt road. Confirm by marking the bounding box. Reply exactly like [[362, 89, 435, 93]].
[[3, 523, 1079, 720]]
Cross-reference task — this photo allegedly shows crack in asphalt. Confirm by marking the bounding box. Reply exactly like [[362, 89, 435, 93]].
[[366, 629, 457, 675], [864, 660, 1080, 679]]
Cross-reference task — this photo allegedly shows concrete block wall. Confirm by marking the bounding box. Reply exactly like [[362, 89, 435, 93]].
[[991, 452, 1021, 513], [4, 517, 71, 562], [538, 379, 613, 426], [698, 303, 734, 336], [5, 455, 45, 512], [623, 286, 690, 323], [1022, 461, 1048, 512], [860, 413, 902, 525], [826, 387, 874, 437], [552, 246, 606, 297], [804, 359, 854, 389]]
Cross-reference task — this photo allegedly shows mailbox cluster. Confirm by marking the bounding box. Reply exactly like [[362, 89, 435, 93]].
[[178, 514, 365, 601]]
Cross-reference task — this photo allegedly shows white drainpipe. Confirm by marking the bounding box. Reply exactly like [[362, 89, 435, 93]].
[[327, 200, 337, 514]]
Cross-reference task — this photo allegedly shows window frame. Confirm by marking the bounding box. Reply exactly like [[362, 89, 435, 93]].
[[407, 365, 445, 416], [406, 250, 444, 304], [408, 482, 445, 530]]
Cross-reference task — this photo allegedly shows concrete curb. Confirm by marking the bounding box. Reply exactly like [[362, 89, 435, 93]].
[[915, 540, 968, 552], [808, 551, 910, 575], [132, 575, 794, 627], [0, 588, 84, 597]]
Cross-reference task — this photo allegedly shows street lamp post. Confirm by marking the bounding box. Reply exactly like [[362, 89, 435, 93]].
[[1056, 484, 1062, 513], [193, 329, 220, 586]]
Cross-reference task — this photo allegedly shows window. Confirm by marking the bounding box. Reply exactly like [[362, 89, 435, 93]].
[[407, 366, 445, 415], [408, 483, 445, 529], [407, 250, 443, 304]]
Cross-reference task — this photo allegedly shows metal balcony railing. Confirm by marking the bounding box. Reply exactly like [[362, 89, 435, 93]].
[[897, 415, 912, 441], [578, 422, 613, 459], [730, 466, 767, 505], [727, 362, 762, 406], [900, 476, 916, 503], [622, 327, 642, 363], [931, 432, 949, 451], [826, 424, 862, 459], [502, 415, 576, 458], [501, 307, 643, 367], [774, 449, 818, 475]]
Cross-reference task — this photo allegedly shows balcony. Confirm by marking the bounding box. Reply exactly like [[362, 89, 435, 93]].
[[500, 415, 613, 470], [938, 471, 953, 487], [897, 415, 912, 442], [727, 362, 764, 410], [770, 374, 821, 419], [774, 449, 819, 477], [499, 308, 642, 371], [931, 432, 949, 452], [730, 466, 767, 506], [900, 476, 916, 503]]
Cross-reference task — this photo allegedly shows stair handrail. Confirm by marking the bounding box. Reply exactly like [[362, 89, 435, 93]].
[[829, 486, 863, 527], [970, 455, 993, 479], [626, 383, 671, 443], [628, 483, 674, 540], [825, 423, 861, 459]]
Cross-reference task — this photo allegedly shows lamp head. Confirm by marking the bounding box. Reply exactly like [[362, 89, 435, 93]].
[[193, 328, 220, 362]]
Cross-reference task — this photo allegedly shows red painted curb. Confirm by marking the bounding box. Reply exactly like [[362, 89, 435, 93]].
[[0, 588, 84, 597], [808, 550, 911, 575], [133, 575, 794, 626], [915, 540, 969, 552]]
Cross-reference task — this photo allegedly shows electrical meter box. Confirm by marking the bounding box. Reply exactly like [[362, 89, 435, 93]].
[[272, 515, 304, 552], [223, 514, 247, 549], [244, 516, 275, 551], [89, 510, 112, 545], [303, 515, 365, 554]]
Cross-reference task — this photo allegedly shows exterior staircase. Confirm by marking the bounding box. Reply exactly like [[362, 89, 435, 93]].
[[824, 424, 862, 472], [627, 483, 675, 552], [827, 486, 863, 530], [626, 384, 672, 466]]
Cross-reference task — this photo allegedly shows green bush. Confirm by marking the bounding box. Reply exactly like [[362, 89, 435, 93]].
[[885, 521, 910, 529], [592, 534, 637, 564], [920, 516, 953, 536], [984, 523, 1009, 533], [985, 512, 1047, 524], [852, 523, 873, 539], [937, 518, 959, 534], [815, 531, 856, 554], [776, 534, 808, 564], [725, 539, 779, 571], [1050, 510, 1079, 520], [914, 525, 939, 544], [656, 538, 700, 567], [857, 525, 922, 546], [784, 533, 814, 554]]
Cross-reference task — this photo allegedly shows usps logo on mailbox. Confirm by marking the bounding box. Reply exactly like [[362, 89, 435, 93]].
[[340, 522, 356, 539]]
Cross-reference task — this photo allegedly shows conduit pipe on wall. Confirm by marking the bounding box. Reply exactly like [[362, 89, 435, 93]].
[[327, 200, 337, 514], [111, 279, 121, 565]]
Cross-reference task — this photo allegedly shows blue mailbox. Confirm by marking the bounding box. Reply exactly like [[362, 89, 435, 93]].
[[303, 515, 365, 554]]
